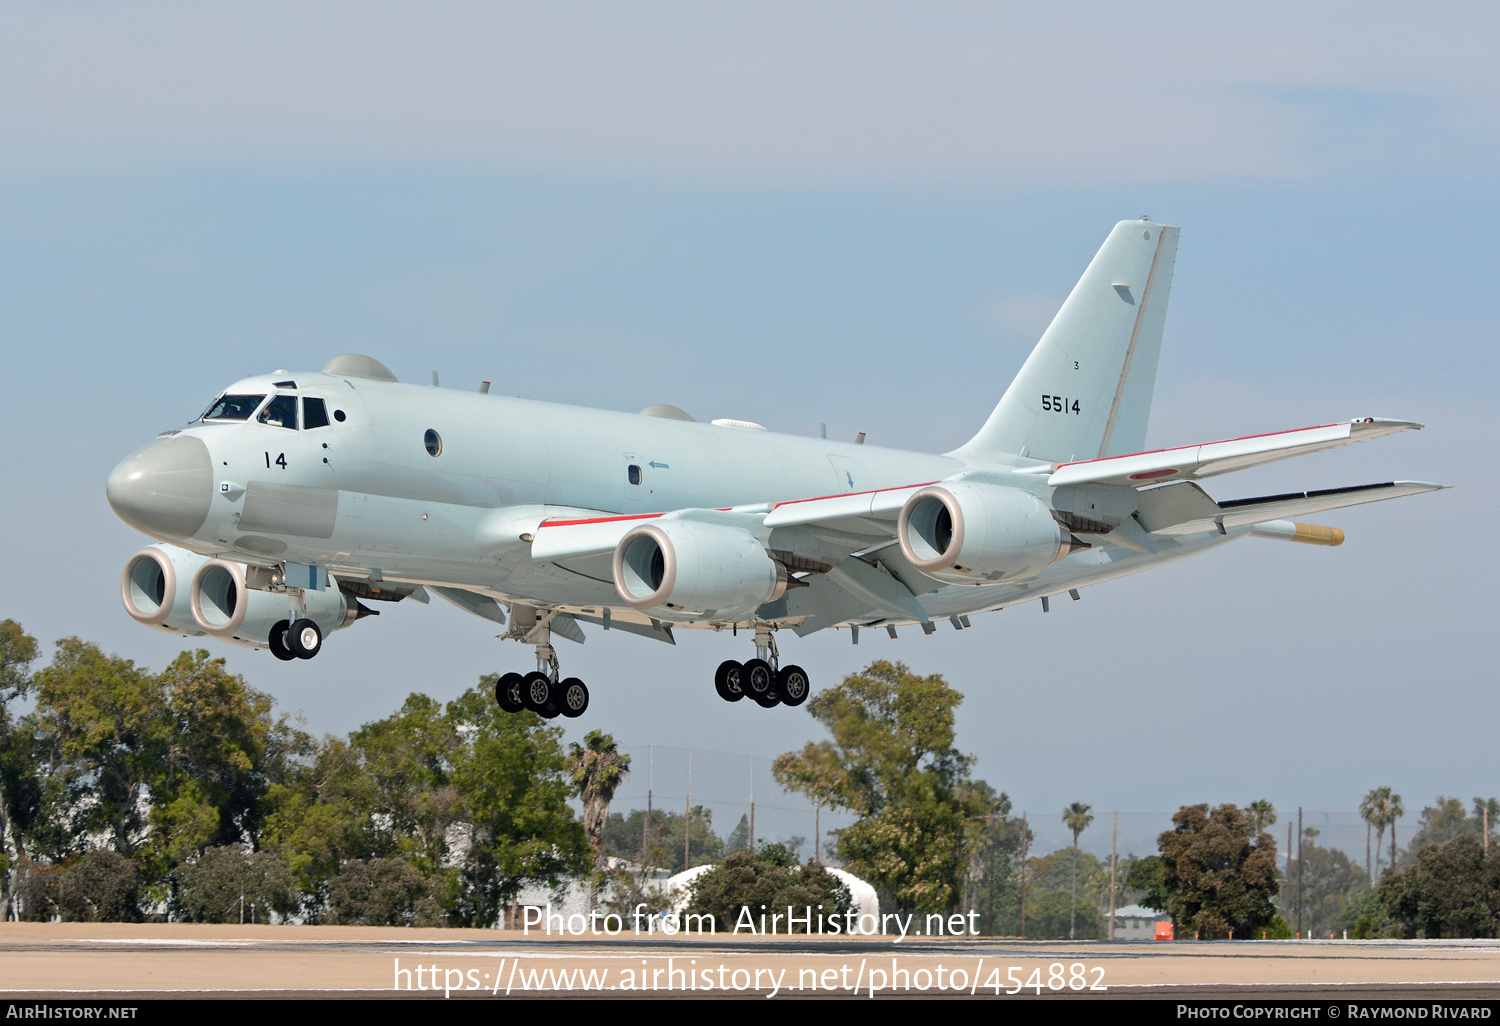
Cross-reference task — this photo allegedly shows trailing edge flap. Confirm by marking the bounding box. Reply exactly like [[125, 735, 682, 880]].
[[430, 586, 507, 624], [1139, 480, 1443, 536], [572, 612, 675, 645], [1049, 419, 1421, 490]]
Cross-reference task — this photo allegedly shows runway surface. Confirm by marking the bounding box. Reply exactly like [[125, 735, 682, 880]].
[[2, 923, 1498, 999]]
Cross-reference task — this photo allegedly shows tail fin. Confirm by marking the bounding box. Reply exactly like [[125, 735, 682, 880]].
[[953, 219, 1179, 464]]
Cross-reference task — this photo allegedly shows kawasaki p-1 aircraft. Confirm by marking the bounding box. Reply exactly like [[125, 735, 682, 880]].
[[107, 219, 1440, 719]]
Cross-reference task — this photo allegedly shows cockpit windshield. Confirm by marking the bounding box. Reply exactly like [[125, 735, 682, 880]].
[[200, 394, 266, 421]]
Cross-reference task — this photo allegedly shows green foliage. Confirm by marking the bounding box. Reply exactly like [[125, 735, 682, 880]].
[[773, 661, 995, 915], [1262, 914, 1293, 939], [1379, 835, 1500, 938], [961, 792, 1030, 936], [1025, 888, 1104, 939], [1157, 804, 1279, 940], [54, 850, 143, 923], [176, 846, 300, 924], [1288, 838, 1370, 938], [685, 846, 853, 933], [1401, 796, 1499, 862], [1125, 854, 1172, 912], [602, 806, 726, 873], [326, 858, 441, 927], [569, 730, 630, 867]]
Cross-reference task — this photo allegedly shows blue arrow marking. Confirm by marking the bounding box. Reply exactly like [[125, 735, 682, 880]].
[[648, 461, 670, 470]]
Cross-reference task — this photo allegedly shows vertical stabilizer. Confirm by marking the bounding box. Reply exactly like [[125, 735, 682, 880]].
[[952, 220, 1179, 464]]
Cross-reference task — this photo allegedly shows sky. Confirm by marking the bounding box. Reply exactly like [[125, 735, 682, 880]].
[[1, 2, 1495, 861]]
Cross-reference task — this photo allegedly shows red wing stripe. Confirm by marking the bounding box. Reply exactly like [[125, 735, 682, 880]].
[[1053, 424, 1343, 471], [539, 513, 663, 528]]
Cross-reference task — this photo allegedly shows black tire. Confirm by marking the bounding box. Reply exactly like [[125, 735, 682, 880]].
[[559, 678, 589, 718], [753, 683, 782, 708], [268, 620, 296, 661], [742, 658, 773, 700], [775, 664, 810, 707], [714, 660, 745, 702], [495, 672, 525, 713], [522, 671, 553, 713], [288, 618, 322, 659]]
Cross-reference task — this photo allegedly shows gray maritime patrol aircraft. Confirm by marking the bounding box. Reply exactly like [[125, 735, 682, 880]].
[[107, 219, 1441, 719]]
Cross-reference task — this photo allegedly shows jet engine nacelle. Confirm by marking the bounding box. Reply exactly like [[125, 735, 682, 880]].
[[612, 520, 787, 619], [120, 544, 212, 638], [189, 558, 357, 649], [897, 481, 1079, 584]]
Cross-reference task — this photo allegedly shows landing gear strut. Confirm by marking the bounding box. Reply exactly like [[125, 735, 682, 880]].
[[492, 609, 589, 718], [714, 627, 810, 709]]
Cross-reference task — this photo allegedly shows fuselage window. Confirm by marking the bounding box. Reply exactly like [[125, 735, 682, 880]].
[[304, 397, 330, 429], [201, 394, 266, 421], [627, 464, 642, 485], [258, 394, 299, 430], [424, 429, 442, 457], [333, 409, 347, 422]]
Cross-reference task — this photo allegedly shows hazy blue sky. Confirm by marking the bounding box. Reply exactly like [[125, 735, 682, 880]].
[[2, 2, 1494, 858]]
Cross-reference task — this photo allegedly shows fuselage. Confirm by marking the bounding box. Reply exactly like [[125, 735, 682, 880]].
[[106, 364, 1235, 632]]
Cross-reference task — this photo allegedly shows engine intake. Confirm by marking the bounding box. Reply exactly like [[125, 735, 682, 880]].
[[613, 520, 786, 619], [189, 558, 357, 646], [897, 482, 1082, 584], [120, 545, 210, 636]]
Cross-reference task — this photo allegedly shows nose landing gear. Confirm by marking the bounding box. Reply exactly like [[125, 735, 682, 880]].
[[714, 628, 810, 709]]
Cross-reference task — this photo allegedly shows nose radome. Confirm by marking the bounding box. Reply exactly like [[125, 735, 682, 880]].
[[106, 435, 213, 541]]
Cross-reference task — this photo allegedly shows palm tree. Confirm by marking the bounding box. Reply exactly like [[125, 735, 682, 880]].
[[1250, 800, 1277, 835], [1062, 802, 1094, 940], [569, 730, 631, 904], [1359, 788, 1384, 882], [1384, 792, 1404, 869]]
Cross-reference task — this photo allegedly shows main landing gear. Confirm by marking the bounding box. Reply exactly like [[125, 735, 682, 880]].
[[492, 610, 589, 719], [269, 586, 323, 662], [714, 628, 809, 709]]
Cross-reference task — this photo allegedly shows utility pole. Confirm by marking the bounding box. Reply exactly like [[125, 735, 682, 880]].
[[684, 750, 692, 871], [1297, 807, 1304, 939], [1109, 810, 1118, 941], [1019, 812, 1029, 940], [748, 756, 755, 853], [643, 746, 654, 869]]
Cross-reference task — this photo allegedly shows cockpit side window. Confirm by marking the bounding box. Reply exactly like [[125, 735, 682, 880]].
[[304, 397, 330, 429], [257, 394, 299, 430], [201, 394, 266, 421]]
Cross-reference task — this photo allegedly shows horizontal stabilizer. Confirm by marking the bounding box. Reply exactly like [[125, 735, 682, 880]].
[[1139, 480, 1443, 536], [1049, 418, 1421, 489]]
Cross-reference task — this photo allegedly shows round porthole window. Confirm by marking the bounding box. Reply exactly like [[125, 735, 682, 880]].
[[334, 409, 346, 422], [424, 429, 442, 457]]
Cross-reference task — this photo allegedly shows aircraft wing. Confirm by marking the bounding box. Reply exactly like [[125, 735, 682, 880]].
[[760, 483, 936, 535], [1137, 479, 1444, 536], [1048, 418, 1421, 489]]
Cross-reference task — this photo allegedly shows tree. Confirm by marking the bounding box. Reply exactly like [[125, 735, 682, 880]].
[[773, 662, 995, 915], [1062, 802, 1093, 940], [1157, 804, 1279, 940], [1362, 787, 1404, 878], [1401, 796, 1500, 861], [569, 730, 630, 894], [962, 788, 1031, 936], [1250, 800, 1277, 835], [176, 846, 299, 924], [684, 843, 853, 934], [53, 850, 143, 923], [1379, 836, 1500, 938], [0, 621, 40, 918], [1287, 836, 1370, 938]]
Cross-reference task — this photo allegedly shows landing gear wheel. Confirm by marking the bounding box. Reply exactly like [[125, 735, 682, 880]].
[[268, 620, 295, 661], [742, 658, 774, 703], [753, 684, 782, 708], [495, 672, 525, 713], [288, 618, 322, 659], [714, 660, 746, 702], [774, 664, 810, 707], [522, 671, 553, 714], [559, 678, 589, 718]]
